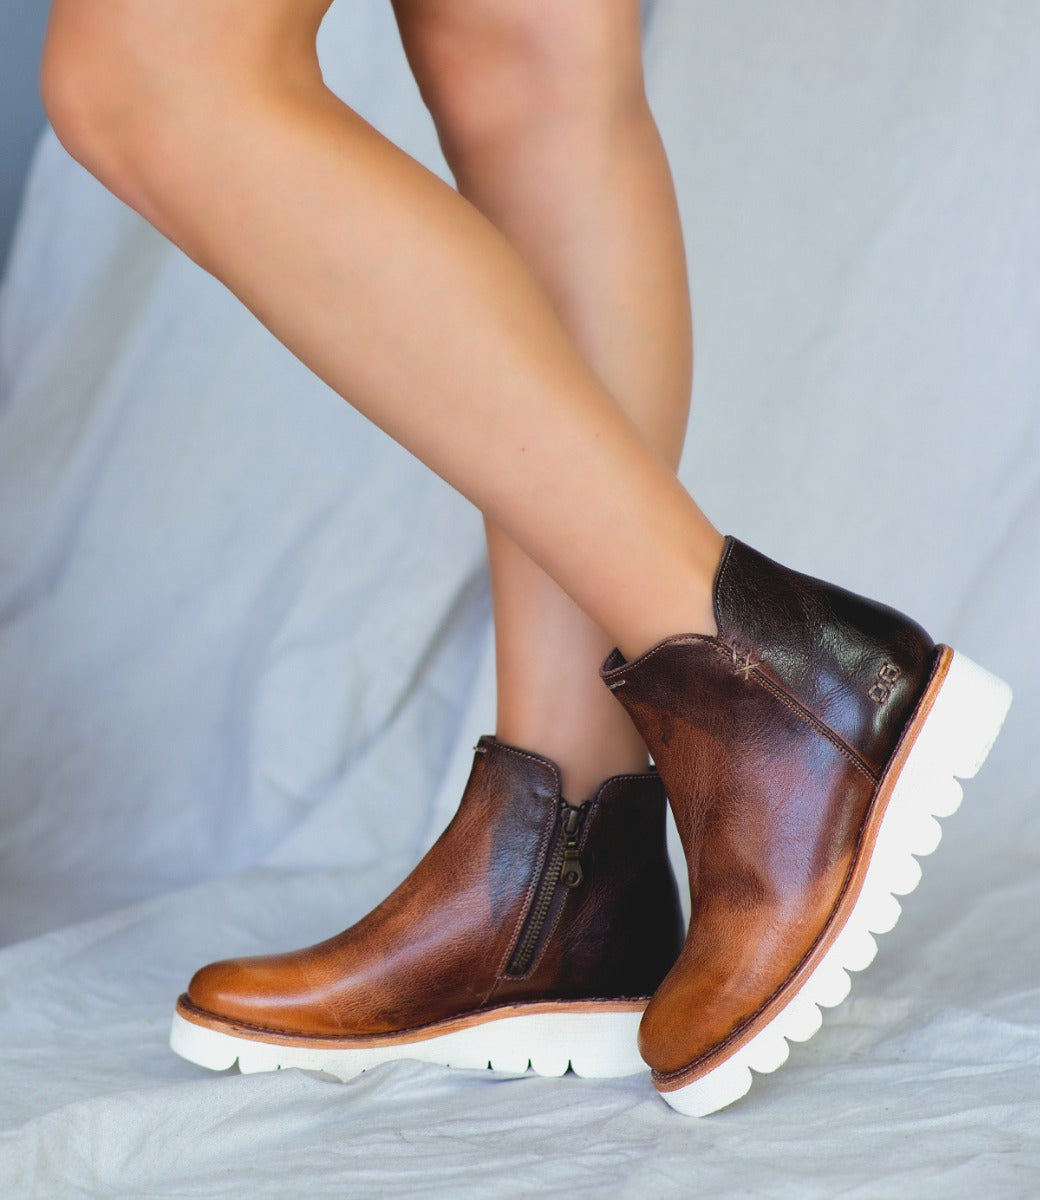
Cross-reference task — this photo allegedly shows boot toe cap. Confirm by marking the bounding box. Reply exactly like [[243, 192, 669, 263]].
[[185, 955, 326, 1034], [187, 958, 271, 1024]]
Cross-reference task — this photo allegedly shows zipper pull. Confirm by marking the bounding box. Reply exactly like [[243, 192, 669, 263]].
[[559, 804, 585, 889]]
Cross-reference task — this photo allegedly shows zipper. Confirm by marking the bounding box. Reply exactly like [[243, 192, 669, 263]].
[[506, 800, 588, 977]]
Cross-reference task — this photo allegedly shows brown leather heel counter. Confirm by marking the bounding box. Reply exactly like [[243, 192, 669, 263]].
[[715, 537, 937, 776]]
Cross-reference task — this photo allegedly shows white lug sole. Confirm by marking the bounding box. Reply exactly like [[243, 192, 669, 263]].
[[170, 1001, 647, 1081], [659, 647, 1012, 1117]]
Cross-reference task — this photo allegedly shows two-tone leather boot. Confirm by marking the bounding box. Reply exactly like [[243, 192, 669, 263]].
[[170, 735, 684, 1081], [601, 536, 1012, 1115]]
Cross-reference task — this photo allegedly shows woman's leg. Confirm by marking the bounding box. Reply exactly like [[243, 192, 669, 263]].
[[392, 1, 693, 799], [40, 0, 723, 679], [43, 1, 1014, 1115]]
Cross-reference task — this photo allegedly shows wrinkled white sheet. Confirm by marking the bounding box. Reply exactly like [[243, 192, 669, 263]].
[[1, 3, 1037, 1196]]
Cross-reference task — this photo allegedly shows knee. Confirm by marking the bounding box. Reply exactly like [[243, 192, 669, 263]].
[[40, 2, 323, 211], [402, 2, 648, 167], [41, 6, 158, 196]]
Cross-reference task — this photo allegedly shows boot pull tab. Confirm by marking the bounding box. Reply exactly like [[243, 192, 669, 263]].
[[559, 804, 585, 889]]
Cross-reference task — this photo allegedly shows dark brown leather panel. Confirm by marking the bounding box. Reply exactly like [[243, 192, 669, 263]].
[[714, 537, 936, 777], [601, 638, 873, 1074], [489, 771, 684, 1005], [187, 735, 683, 1037]]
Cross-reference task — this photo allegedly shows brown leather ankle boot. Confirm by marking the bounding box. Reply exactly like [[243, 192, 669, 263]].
[[601, 536, 1012, 1115], [170, 735, 683, 1081]]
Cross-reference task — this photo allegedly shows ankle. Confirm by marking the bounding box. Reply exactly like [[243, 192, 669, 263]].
[[558, 751, 651, 806], [492, 728, 650, 805], [614, 531, 723, 662]]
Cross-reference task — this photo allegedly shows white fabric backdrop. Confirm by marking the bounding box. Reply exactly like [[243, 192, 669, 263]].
[[1, 2, 1037, 1196]]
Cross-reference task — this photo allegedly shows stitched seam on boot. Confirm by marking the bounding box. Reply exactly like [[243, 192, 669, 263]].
[[178, 995, 651, 1042], [600, 634, 713, 683], [711, 641, 879, 786], [502, 794, 603, 985], [475, 738, 561, 1001], [486, 739, 563, 791], [604, 636, 878, 783], [486, 802, 557, 1001]]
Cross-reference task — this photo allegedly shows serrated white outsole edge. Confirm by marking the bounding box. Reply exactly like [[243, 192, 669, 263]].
[[170, 1006, 646, 1081], [659, 648, 1012, 1117]]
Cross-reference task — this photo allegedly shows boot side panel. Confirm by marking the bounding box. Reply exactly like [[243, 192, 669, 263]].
[[491, 776, 684, 1003], [606, 641, 875, 1075], [187, 744, 557, 1035]]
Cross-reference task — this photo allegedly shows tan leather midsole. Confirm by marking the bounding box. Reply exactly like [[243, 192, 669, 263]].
[[655, 643, 954, 1092], [176, 994, 649, 1050]]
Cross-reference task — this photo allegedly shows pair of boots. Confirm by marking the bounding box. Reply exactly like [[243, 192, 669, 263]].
[[170, 538, 1011, 1115]]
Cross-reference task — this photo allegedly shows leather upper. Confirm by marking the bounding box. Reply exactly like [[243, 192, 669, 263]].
[[712, 538, 935, 777], [185, 736, 683, 1037], [600, 536, 937, 1078]]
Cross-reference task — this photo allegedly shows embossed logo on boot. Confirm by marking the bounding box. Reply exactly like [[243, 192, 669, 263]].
[[868, 662, 901, 704]]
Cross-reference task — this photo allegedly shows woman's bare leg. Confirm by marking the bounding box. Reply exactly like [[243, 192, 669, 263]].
[[40, 1, 723, 679], [394, 1, 692, 798]]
